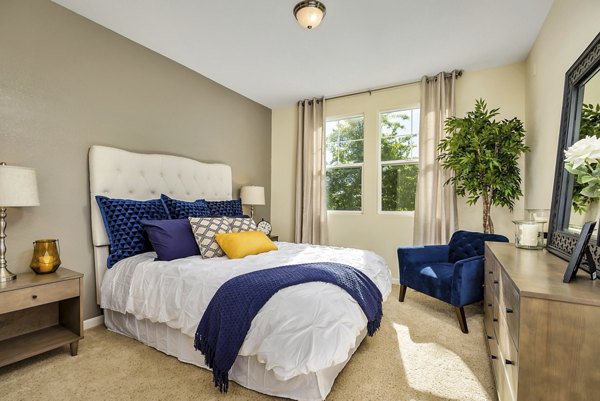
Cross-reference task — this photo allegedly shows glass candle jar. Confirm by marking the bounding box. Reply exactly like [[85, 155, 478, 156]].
[[525, 209, 550, 223], [513, 221, 544, 249], [30, 239, 61, 274]]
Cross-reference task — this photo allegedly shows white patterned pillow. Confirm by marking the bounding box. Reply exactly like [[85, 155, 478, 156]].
[[188, 217, 231, 258], [227, 217, 257, 233]]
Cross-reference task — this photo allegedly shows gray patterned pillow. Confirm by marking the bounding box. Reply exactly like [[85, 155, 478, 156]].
[[188, 217, 231, 258], [227, 217, 257, 233]]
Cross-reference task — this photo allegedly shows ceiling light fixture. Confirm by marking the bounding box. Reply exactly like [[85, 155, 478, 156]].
[[293, 1, 326, 30]]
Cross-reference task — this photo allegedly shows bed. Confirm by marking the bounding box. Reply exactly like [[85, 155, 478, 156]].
[[89, 145, 392, 401]]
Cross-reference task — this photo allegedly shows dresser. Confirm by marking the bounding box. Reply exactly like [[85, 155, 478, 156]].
[[0, 268, 83, 367], [484, 242, 600, 401]]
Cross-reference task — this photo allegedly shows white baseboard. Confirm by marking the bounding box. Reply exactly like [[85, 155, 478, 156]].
[[83, 314, 105, 330], [391, 277, 400, 285]]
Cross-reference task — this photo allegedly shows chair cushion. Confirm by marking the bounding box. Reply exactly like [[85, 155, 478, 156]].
[[403, 262, 454, 304], [448, 231, 508, 263]]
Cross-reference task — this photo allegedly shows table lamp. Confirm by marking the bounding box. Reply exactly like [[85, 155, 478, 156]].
[[0, 162, 40, 282], [240, 186, 265, 220]]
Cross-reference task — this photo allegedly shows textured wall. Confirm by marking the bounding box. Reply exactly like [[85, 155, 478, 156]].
[[0, 0, 272, 319]]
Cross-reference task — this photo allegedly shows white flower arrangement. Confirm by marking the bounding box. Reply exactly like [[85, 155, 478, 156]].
[[565, 136, 600, 212]]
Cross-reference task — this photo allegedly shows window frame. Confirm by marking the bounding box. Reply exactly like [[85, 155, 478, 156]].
[[377, 106, 420, 215], [325, 114, 365, 214]]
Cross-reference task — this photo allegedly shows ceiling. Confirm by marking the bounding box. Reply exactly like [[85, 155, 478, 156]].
[[52, 0, 554, 109]]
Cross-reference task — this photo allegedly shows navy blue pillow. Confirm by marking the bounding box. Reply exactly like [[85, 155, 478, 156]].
[[206, 199, 243, 217], [160, 194, 211, 219], [141, 219, 199, 261], [96, 196, 169, 268]]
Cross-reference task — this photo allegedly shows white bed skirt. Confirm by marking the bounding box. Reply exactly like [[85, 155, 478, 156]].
[[104, 309, 366, 401]]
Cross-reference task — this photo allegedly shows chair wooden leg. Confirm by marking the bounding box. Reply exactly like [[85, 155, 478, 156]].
[[455, 306, 468, 334], [398, 284, 407, 302]]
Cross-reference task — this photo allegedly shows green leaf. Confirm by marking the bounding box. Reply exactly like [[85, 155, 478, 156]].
[[438, 99, 528, 229]]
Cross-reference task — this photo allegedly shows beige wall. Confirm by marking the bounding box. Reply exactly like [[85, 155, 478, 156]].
[[525, 0, 600, 209], [455, 64, 527, 239], [0, 0, 272, 320], [271, 63, 526, 281]]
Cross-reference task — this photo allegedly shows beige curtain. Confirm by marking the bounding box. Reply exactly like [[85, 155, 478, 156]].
[[295, 98, 328, 244], [413, 71, 459, 245]]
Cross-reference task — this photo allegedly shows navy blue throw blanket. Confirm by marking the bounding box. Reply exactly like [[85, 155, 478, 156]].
[[194, 262, 383, 392]]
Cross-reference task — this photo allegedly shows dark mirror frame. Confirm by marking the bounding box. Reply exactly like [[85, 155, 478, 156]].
[[548, 31, 600, 261]]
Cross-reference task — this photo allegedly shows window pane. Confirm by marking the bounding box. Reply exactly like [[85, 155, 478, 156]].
[[380, 109, 418, 162], [337, 140, 364, 164], [326, 116, 364, 166], [326, 117, 364, 142], [326, 168, 362, 211], [381, 164, 418, 212]]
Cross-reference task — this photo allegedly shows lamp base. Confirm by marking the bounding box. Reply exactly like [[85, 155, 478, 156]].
[[0, 266, 16, 283]]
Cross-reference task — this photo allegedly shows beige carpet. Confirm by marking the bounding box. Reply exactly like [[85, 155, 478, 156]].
[[1, 286, 495, 401]]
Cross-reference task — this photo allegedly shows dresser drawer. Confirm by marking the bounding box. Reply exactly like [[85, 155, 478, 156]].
[[493, 291, 500, 330], [0, 279, 79, 315], [485, 252, 500, 282], [492, 348, 514, 401], [484, 304, 495, 340], [500, 270, 520, 348], [498, 315, 519, 400]]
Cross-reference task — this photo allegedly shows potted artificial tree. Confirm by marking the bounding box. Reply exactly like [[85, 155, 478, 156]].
[[438, 99, 529, 234]]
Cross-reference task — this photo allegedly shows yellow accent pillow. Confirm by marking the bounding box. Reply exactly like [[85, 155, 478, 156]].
[[214, 231, 278, 259]]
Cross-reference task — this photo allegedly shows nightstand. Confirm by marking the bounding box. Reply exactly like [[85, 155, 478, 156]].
[[269, 235, 279, 241], [0, 268, 83, 367]]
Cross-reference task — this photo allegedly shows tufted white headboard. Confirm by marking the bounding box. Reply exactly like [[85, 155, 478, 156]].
[[89, 145, 232, 304]]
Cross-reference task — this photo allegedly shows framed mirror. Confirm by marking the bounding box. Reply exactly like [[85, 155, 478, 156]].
[[548, 32, 600, 261]]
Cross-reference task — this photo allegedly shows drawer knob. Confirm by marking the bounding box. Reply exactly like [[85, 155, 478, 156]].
[[491, 355, 498, 360], [487, 335, 493, 340], [505, 359, 514, 365], [488, 271, 493, 275], [493, 280, 499, 284], [32, 294, 38, 300], [493, 318, 498, 322], [488, 303, 492, 307], [506, 307, 514, 313]]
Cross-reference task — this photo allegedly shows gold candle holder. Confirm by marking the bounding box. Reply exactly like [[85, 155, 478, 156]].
[[30, 239, 61, 274]]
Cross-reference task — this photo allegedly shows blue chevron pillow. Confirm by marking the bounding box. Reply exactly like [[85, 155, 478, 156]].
[[206, 199, 243, 217], [160, 194, 211, 219], [96, 196, 169, 268]]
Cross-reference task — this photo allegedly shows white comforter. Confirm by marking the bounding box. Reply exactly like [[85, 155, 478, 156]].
[[101, 242, 391, 380]]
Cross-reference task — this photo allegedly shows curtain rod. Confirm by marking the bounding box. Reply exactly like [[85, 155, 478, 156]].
[[325, 70, 463, 102]]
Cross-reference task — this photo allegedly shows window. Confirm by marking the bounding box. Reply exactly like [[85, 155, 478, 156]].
[[379, 108, 419, 212], [325, 116, 364, 211]]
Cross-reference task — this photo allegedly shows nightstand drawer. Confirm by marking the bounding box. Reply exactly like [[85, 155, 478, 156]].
[[0, 279, 79, 314]]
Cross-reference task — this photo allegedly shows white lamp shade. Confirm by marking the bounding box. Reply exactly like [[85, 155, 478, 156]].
[[0, 165, 40, 207], [240, 186, 265, 206]]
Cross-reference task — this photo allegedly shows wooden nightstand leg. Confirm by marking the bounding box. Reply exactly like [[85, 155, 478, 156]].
[[70, 341, 79, 356]]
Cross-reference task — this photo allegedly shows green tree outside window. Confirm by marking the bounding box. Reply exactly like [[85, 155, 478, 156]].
[[380, 109, 419, 212], [325, 110, 419, 212], [326, 117, 364, 211]]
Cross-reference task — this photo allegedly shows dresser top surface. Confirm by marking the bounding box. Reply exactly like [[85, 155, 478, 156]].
[[0, 268, 82, 293], [486, 242, 600, 306]]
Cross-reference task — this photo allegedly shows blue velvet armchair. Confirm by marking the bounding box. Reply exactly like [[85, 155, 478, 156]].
[[397, 230, 508, 333]]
